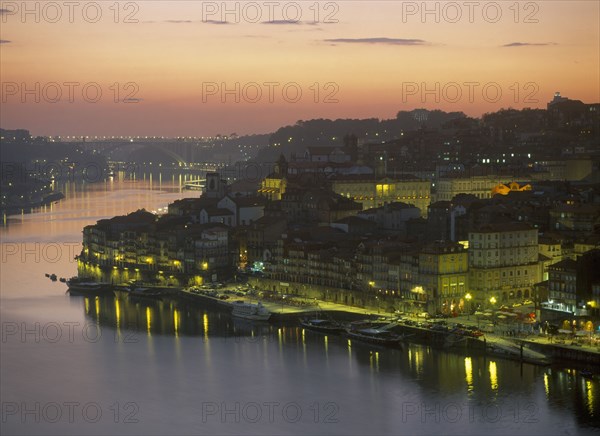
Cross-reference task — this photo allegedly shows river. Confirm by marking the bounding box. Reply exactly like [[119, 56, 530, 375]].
[[1, 179, 598, 435]]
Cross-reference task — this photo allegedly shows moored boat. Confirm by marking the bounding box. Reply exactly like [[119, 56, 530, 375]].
[[300, 318, 345, 334], [345, 328, 403, 348], [66, 277, 111, 295], [127, 287, 166, 300], [231, 301, 271, 321]]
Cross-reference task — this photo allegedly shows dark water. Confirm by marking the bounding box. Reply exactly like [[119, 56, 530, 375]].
[[1, 181, 598, 435]]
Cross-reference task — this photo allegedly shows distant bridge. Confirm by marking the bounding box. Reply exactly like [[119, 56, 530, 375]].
[[77, 140, 224, 169], [183, 179, 206, 190]]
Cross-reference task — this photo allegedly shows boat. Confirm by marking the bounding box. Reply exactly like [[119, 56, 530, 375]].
[[66, 277, 110, 295], [300, 318, 345, 334], [348, 319, 391, 330], [231, 301, 271, 321], [113, 280, 167, 300], [127, 287, 165, 300], [49, 274, 57, 281], [345, 328, 403, 348], [59, 277, 66, 283]]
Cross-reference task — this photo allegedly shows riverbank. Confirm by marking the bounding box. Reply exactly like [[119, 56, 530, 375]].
[[175, 286, 599, 368], [61, 278, 600, 369], [1, 191, 64, 215]]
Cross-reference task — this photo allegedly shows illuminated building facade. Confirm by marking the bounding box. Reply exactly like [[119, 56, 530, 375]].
[[544, 249, 600, 318], [329, 175, 431, 217], [491, 182, 532, 196], [258, 154, 288, 201], [79, 210, 231, 286], [435, 175, 530, 202], [468, 222, 541, 307], [418, 241, 469, 314]]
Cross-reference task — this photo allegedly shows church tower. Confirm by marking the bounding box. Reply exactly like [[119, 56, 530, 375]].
[[204, 172, 226, 199]]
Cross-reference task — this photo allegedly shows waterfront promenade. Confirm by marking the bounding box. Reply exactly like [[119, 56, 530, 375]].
[[179, 285, 599, 367]]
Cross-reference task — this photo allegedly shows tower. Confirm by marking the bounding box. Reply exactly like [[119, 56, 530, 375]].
[[204, 172, 226, 199]]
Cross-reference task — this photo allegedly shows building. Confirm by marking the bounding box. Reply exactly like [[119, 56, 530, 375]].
[[258, 155, 288, 200], [546, 258, 578, 314], [199, 207, 235, 226], [549, 204, 600, 234], [217, 195, 266, 226], [435, 174, 529, 202], [304, 146, 351, 163], [245, 216, 287, 265], [328, 174, 431, 217], [534, 159, 593, 181], [543, 250, 600, 321], [281, 187, 362, 224], [538, 235, 564, 280], [418, 241, 469, 314], [203, 172, 227, 199], [426, 201, 467, 242], [468, 222, 541, 308], [358, 202, 421, 236], [79, 210, 232, 286]]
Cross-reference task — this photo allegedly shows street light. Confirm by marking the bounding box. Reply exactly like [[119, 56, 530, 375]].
[[465, 293, 472, 320]]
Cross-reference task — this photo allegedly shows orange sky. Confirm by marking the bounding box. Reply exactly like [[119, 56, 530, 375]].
[[1, 1, 599, 136]]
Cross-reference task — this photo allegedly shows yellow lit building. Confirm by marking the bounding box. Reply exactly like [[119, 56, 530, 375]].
[[436, 175, 531, 202], [258, 173, 287, 201], [468, 222, 541, 307], [329, 175, 430, 217], [491, 182, 532, 196], [418, 241, 469, 314], [258, 154, 288, 201]]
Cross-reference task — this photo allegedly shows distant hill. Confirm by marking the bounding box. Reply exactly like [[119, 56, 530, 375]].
[[258, 109, 468, 161]]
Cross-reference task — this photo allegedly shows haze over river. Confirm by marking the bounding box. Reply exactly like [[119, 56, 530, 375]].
[[1, 178, 598, 435]]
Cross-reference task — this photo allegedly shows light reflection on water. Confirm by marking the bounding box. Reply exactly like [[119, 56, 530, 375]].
[[1, 181, 598, 435]]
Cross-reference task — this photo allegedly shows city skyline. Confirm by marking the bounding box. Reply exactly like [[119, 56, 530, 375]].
[[1, 1, 599, 136]]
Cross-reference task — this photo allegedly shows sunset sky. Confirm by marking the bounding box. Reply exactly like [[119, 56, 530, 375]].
[[1, 1, 599, 136]]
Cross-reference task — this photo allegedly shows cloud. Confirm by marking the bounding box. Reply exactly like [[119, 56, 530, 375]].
[[202, 19, 232, 25], [0, 8, 14, 15], [502, 42, 557, 47], [324, 37, 428, 46], [142, 19, 232, 24], [242, 34, 272, 38], [0, 40, 11, 44], [262, 19, 302, 25]]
